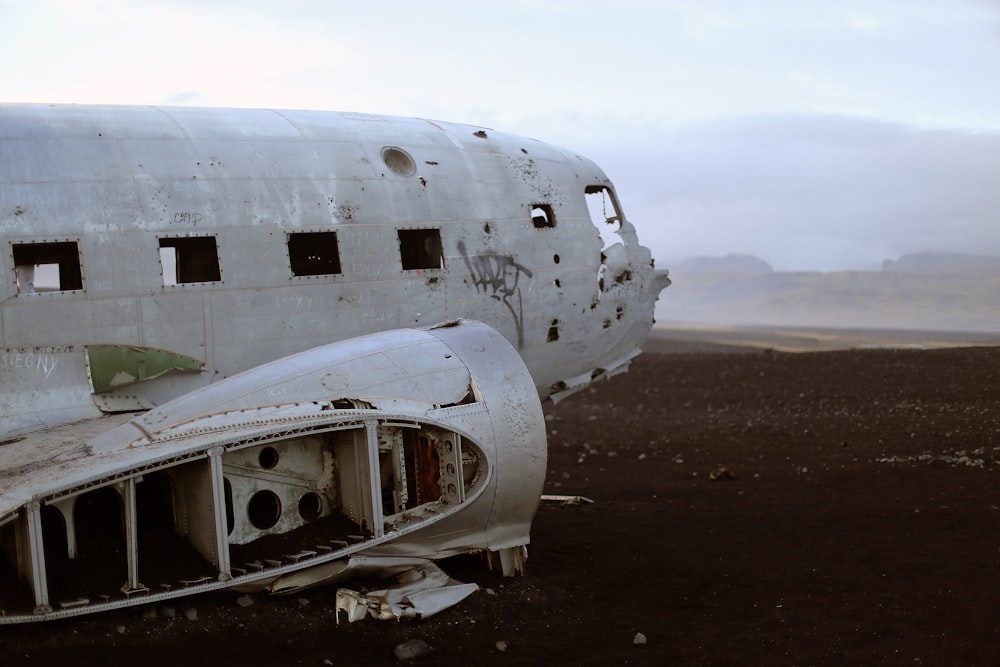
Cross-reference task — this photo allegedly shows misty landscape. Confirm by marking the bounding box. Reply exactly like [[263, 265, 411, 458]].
[[3, 3, 1000, 665], [658, 251, 1000, 332]]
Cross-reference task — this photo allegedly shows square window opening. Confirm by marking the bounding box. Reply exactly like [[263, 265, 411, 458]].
[[398, 228, 444, 271], [288, 231, 342, 277], [13, 241, 83, 293], [531, 204, 556, 229], [159, 236, 221, 285]]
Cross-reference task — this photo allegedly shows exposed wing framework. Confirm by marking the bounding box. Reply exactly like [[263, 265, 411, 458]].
[[0, 321, 545, 622]]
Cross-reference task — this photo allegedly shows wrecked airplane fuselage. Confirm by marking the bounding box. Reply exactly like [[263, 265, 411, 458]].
[[0, 104, 670, 624], [0, 321, 545, 622]]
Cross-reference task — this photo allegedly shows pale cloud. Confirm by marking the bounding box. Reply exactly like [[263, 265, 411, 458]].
[[5, 0, 999, 130], [2, 0, 999, 271], [1, 0, 352, 108], [616, 116, 1000, 270], [846, 15, 878, 31]]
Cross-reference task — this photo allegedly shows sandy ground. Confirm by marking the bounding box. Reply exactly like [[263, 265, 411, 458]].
[[2, 327, 998, 666]]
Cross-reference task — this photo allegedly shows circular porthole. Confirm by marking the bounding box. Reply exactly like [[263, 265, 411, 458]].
[[382, 146, 416, 176], [248, 490, 281, 530], [258, 446, 279, 470], [298, 492, 323, 521]]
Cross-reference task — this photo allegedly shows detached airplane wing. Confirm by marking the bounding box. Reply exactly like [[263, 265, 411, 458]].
[[0, 321, 545, 622]]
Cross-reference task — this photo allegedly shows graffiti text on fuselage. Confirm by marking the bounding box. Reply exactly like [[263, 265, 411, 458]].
[[458, 241, 533, 348]]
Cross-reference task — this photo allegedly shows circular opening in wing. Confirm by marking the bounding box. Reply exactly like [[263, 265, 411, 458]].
[[248, 490, 282, 530], [382, 146, 416, 176], [258, 446, 279, 470], [298, 492, 323, 521]]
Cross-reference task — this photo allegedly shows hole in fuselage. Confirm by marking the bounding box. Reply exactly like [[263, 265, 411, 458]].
[[547, 320, 560, 342], [248, 490, 281, 530], [298, 492, 323, 521], [258, 446, 279, 470]]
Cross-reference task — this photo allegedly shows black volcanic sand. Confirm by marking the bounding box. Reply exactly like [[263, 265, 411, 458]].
[[2, 339, 998, 666]]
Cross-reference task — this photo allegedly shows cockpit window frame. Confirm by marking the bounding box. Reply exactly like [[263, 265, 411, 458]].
[[585, 185, 625, 252]]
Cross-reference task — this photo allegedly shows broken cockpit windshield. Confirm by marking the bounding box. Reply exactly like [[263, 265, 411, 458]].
[[585, 185, 623, 253]]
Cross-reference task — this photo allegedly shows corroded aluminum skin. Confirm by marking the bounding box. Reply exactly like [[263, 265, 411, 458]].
[[0, 104, 669, 438]]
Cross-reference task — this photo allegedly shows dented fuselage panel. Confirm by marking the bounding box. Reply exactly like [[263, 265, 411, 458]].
[[0, 321, 545, 622]]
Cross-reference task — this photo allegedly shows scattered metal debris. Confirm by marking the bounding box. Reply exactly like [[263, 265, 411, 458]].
[[540, 494, 595, 505], [334, 557, 477, 623]]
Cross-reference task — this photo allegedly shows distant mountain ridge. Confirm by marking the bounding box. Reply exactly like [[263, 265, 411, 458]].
[[671, 254, 774, 274], [659, 252, 1000, 332], [882, 252, 1000, 273]]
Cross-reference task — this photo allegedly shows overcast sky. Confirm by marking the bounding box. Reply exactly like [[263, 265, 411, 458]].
[[3, 0, 999, 270]]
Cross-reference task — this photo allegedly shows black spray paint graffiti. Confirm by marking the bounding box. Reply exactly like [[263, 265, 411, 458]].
[[458, 241, 533, 348]]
